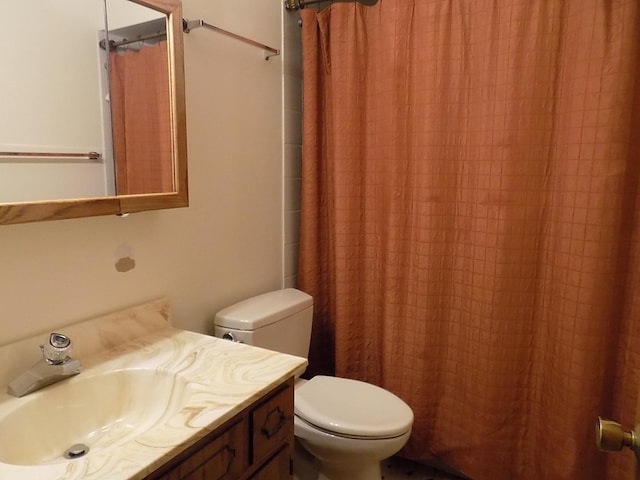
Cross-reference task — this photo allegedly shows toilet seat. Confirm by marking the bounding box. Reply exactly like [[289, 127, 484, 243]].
[[294, 376, 413, 439]]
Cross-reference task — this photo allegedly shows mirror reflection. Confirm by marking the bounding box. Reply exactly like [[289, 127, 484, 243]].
[[1, 0, 109, 202], [105, 0, 174, 195], [0, 0, 176, 203]]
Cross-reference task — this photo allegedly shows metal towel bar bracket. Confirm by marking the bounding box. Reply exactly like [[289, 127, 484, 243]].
[[183, 19, 280, 60]]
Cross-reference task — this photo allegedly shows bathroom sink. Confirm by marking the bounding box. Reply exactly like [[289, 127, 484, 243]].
[[0, 369, 187, 466]]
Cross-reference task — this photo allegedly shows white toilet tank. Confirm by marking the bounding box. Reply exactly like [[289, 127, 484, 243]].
[[214, 288, 313, 359]]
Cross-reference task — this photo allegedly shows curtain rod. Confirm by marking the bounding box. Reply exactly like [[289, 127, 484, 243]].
[[284, 0, 327, 10], [284, 0, 333, 12], [99, 31, 166, 51], [183, 19, 280, 60], [285, 0, 375, 11]]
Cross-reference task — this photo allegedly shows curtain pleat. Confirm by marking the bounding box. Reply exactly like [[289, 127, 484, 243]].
[[298, 1, 640, 478]]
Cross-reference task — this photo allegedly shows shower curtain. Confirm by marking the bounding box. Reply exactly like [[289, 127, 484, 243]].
[[298, 1, 640, 479], [110, 41, 173, 195]]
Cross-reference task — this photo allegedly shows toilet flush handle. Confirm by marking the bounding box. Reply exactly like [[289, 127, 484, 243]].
[[596, 417, 640, 459], [221, 332, 243, 343]]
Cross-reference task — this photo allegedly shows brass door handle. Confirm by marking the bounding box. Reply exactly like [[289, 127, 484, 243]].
[[596, 417, 639, 456]]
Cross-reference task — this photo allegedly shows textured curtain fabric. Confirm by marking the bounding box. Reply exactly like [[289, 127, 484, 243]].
[[298, 2, 640, 479], [110, 41, 173, 195]]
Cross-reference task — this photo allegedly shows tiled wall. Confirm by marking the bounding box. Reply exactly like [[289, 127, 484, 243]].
[[283, 11, 303, 288]]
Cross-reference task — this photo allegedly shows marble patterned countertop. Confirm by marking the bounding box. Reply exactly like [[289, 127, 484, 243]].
[[0, 299, 307, 479]]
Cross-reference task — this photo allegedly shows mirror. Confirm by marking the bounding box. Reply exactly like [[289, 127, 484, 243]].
[[0, 0, 187, 225]]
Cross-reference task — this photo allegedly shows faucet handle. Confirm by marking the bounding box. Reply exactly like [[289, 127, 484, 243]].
[[41, 333, 73, 364]]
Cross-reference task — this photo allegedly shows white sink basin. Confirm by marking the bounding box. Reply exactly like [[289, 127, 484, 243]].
[[0, 369, 187, 466]]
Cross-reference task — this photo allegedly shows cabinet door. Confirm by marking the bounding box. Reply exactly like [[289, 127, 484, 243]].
[[158, 419, 248, 480], [249, 447, 292, 480]]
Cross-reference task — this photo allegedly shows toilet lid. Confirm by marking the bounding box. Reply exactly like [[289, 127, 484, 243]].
[[294, 376, 413, 438]]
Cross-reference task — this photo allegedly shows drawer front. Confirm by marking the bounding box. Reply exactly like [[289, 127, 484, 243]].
[[251, 380, 294, 466], [159, 418, 248, 480]]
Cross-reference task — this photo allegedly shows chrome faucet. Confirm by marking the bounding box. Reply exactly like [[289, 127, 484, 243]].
[[7, 333, 81, 398]]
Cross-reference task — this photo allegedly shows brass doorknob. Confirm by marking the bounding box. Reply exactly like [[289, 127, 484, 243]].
[[596, 417, 636, 452]]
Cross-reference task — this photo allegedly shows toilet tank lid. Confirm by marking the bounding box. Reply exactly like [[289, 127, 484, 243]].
[[215, 288, 313, 330]]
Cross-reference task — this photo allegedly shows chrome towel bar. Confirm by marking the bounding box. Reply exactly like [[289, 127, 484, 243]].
[[0, 151, 102, 160], [183, 19, 280, 60]]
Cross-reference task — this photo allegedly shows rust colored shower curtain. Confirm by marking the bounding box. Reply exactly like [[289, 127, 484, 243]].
[[109, 41, 173, 195], [298, 2, 640, 479]]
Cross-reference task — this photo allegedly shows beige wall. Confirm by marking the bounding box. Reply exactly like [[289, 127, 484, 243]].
[[0, 0, 303, 346]]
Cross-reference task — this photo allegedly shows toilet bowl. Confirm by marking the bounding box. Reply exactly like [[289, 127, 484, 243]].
[[214, 289, 414, 480], [293, 376, 413, 480], [294, 418, 412, 480]]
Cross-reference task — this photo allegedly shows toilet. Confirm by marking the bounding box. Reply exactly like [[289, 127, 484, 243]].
[[214, 288, 414, 480]]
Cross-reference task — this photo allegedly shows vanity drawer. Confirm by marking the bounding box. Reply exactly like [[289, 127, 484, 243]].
[[157, 417, 248, 480], [251, 379, 294, 466]]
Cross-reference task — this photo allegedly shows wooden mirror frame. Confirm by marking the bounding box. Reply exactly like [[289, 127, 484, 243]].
[[0, 0, 188, 226]]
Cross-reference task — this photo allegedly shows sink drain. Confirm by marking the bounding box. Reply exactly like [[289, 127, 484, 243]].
[[64, 443, 90, 460]]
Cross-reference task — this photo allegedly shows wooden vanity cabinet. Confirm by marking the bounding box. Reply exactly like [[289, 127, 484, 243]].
[[144, 377, 295, 480]]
